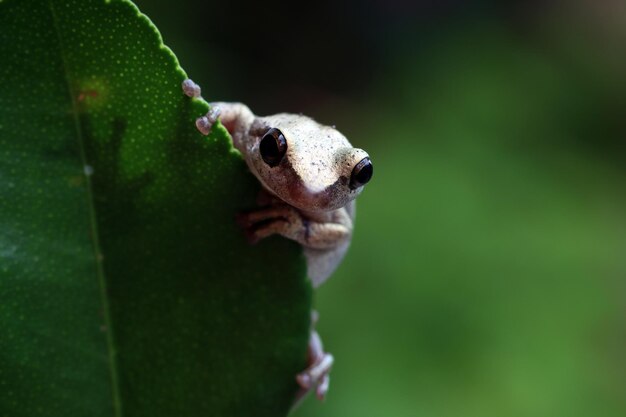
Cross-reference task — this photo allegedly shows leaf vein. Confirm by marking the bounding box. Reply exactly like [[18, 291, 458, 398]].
[[48, 1, 123, 416]]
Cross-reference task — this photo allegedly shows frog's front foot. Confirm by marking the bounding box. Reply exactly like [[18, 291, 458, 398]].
[[194, 107, 221, 135], [295, 329, 334, 402], [181, 78, 221, 135], [182, 78, 202, 98], [235, 204, 307, 245]]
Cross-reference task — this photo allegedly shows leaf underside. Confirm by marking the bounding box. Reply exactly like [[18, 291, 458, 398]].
[[0, 1, 311, 416]]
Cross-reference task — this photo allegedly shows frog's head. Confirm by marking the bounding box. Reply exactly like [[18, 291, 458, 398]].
[[244, 114, 373, 212]]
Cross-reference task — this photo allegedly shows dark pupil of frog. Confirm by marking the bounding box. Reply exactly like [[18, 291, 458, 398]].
[[260, 128, 287, 167], [356, 162, 373, 183], [350, 157, 373, 189]]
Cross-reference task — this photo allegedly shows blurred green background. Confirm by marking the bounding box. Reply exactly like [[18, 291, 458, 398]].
[[134, 1, 626, 416]]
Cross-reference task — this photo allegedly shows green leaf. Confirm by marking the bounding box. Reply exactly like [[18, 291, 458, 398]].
[[0, 0, 312, 416]]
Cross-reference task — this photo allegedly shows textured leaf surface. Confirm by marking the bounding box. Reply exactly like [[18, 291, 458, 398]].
[[0, 1, 311, 416]]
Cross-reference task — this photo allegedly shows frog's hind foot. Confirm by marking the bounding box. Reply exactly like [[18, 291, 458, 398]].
[[294, 329, 334, 403]]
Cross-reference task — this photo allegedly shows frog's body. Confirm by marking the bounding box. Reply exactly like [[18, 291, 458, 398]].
[[182, 79, 373, 401], [213, 102, 368, 286]]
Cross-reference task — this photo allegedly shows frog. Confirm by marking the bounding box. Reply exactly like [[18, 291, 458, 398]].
[[182, 79, 373, 402]]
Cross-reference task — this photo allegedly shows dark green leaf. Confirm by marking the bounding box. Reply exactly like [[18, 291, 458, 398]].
[[0, 1, 312, 416]]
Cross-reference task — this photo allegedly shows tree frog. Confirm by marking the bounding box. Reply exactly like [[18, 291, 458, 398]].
[[182, 79, 373, 402]]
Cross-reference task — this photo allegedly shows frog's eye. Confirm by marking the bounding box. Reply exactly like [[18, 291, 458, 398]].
[[349, 157, 373, 189], [260, 128, 287, 167]]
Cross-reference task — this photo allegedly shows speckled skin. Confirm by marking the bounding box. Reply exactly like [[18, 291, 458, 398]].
[[213, 102, 369, 287]]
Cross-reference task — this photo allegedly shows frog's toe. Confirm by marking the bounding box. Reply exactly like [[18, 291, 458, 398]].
[[294, 329, 333, 404], [235, 219, 260, 244], [296, 352, 333, 391], [181, 78, 201, 98], [316, 374, 330, 400], [195, 116, 212, 135]]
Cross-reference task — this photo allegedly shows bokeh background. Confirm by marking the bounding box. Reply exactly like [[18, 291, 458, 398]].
[[134, 1, 626, 416]]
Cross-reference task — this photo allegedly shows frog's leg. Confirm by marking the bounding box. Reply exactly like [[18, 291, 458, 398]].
[[208, 101, 254, 139], [182, 79, 256, 139], [236, 204, 351, 250], [293, 312, 334, 406]]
